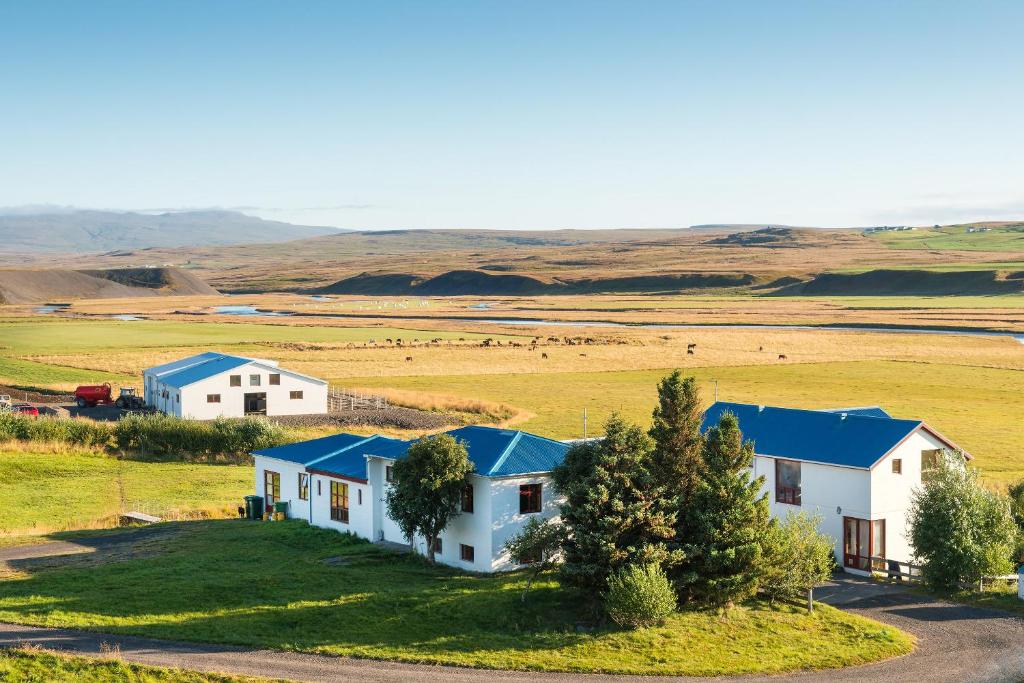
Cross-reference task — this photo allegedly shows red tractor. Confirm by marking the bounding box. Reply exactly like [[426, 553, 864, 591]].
[[74, 383, 147, 410]]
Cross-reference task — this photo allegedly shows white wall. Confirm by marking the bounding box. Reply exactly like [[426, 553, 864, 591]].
[[487, 474, 562, 571], [252, 455, 308, 519], [174, 362, 326, 419], [309, 473, 374, 539]]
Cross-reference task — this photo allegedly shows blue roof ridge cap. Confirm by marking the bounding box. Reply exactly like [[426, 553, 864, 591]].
[[485, 429, 524, 476], [304, 434, 380, 467]]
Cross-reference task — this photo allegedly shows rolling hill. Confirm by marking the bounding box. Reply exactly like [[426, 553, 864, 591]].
[[0, 208, 343, 253]]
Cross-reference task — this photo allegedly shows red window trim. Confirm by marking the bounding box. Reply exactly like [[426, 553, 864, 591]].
[[775, 459, 801, 506]]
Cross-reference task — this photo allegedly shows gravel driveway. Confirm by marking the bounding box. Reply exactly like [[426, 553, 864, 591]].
[[0, 557, 1022, 682]]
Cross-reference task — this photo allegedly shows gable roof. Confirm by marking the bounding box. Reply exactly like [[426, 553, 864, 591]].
[[252, 425, 572, 479], [144, 352, 324, 389], [701, 401, 951, 470], [818, 406, 892, 419]]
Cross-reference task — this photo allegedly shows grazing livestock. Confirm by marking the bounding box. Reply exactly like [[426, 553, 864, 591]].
[[778, 354, 787, 360], [687, 342, 697, 351], [405, 356, 413, 362], [541, 352, 548, 359], [687, 348, 694, 355]]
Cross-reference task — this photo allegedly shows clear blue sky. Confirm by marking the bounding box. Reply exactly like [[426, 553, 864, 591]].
[[1, 1, 1021, 230]]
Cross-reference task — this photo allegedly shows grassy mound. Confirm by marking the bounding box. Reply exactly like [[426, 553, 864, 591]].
[[0, 520, 914, 676]]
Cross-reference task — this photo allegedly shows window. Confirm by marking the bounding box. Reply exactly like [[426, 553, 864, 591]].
[[263, 470, 280, 508], [519, 484, 542, 514], [385, 466, 395, 483], [892, 458, 902, 475], [317, 480, 321, 496], [460, 544, 474, 562], [289, 390, 303, 400], [269, 374, 281, 385], [298, 473, 309, 501], [775, 459, 801, 505], [330, 481, 349, 523], [250, 374, 261, 386], [357, 489, 362, 505], [175, 393, 179, 403], [461, 484, 474, 513], [207, 394, 221, 403], [921, 449, 942, 482], [843, 517, 885, 570], [229, 375, 241, 387], [432, 538, 442, 555]]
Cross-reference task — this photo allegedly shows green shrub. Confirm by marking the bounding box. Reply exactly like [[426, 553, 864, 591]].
[[0, 412, 112, 447], [604, 563, 676, 629], [759, 511, 835, 608]]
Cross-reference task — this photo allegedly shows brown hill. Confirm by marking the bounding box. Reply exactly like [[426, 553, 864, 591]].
[[0, 267, 217, 304]]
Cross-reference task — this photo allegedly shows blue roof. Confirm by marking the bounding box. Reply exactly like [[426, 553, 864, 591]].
[[253, 425, 571, 479], [157, 354, 253, 389], [701, 401, 925, 469]]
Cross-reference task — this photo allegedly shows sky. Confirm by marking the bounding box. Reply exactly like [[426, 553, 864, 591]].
[[1, 1, 1022, 231]]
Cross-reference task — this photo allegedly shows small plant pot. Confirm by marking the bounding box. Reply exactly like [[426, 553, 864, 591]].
[[263, 512, 270, 521], [273, 512, 285, 521]]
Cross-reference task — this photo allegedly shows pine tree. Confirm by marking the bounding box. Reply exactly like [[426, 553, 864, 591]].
[[552, 413, 679, 613], [648, 370, 705, 502], [676, 411, 769, 607]]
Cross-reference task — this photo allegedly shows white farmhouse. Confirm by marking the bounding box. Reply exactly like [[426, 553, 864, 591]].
[[144, 352, 327, 419], [702, 402, 967, 574], [252, 425, 568, 572], [250, 402, 966, 576]]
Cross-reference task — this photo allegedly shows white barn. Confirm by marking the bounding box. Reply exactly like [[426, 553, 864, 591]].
[[252, 426, 567, 573], [144, 352, 327, 419], [702, 402, 968, 573]]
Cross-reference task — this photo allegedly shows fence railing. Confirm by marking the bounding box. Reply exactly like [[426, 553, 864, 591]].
[[868, 557, 1020, 591], [328, 388, 388, 411]]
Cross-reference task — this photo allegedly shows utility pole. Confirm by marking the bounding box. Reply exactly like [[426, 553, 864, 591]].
[[713, 379, 719, 402]]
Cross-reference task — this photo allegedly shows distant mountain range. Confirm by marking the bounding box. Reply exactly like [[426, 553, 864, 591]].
[[0, 208, 343, 253]]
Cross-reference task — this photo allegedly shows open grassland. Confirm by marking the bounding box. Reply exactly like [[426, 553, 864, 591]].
[[0, 648, 272, 683], [0, 446, 251, 535], [344, 360, 1024, 485], [870, 224, 1024, 252], [0, 520, 913, 676]]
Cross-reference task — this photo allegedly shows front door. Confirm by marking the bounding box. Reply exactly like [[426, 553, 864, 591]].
[[244, 392, 267, 415], [843, 517, 885, 570]]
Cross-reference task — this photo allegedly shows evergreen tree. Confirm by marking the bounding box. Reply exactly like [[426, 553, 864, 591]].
[[552, 413, 679, 612], [677, 412, 769, 607], [648, 370, 705, 503]]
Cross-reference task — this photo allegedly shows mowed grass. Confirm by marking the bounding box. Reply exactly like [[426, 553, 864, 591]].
[[870, 225, 1024, 252], [0, 355, 129, 387], [343, 360, 1024, 485], [0, 648, 272, 682], [0, 447, 252, 534], [0, 520, 913, 676]]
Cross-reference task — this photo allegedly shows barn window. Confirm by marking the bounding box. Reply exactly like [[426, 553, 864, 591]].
[[892, 458, 902, 475], [175, 394, 179, 403], [269, 374, 281, 385], [775, 460, 801, 505], [461, 484, 474, 513], [207, 394, 221, 403], [385, 466, 395, 483], [921, 449, 942, 482], [249, 374, 261, 387], [298, 473, 309, 501], [519, 484, 542, 514], [357, 488, 362, 505], [229, 375, 241, 387], [317, 479, 321, 496], [289, 391, 303, 400], [264, 470, 280, 508], [460, 544, 474, 562], [330, 481, 349, 523]]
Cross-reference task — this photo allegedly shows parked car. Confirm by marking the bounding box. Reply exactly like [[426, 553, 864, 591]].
[[12, 403, 39, 416]]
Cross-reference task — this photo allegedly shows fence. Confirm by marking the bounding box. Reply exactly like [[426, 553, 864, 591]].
[[870, 556, 1020, 592], [328, 388, 388, 411]]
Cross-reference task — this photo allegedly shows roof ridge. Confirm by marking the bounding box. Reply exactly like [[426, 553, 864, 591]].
[[486, 430, 524, 476], [304, 434, 379, 467]]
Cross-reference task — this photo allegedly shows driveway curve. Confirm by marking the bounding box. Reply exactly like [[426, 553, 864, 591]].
[[0, 575, 1022, 682]]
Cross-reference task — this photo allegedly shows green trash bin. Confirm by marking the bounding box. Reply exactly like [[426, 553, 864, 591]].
[[273, 500, 289, 518], [244, 495, 264, 520]]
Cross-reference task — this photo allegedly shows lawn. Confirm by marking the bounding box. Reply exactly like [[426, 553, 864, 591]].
[[0, 520, 914, 676], [870, 225, 1024, 252], [0, 447, 252, 535], [343, 360, 1024, 485], [0, 648, 271, 682]]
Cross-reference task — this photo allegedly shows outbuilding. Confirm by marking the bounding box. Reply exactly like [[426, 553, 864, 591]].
[[144, 352, 327, 419]]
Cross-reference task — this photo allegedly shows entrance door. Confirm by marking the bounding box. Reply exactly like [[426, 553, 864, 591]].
[[244, 392, 267, 415], [843, 517, 885, 570]]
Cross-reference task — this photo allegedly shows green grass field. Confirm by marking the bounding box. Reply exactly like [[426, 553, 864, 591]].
[[0, 448, 252, 534], [0, 319, 515, 356], [869, 225, 1024, 252], [0, 520, 913, 676], [343, 360, 1024, 485], [0, 648, 271, 682]]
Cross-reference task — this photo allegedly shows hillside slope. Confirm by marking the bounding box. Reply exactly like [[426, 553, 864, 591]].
[[0, 209, 341, 253], [0, 267, 217, 304]]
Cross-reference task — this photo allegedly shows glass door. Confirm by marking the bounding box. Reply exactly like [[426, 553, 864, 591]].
[[843, 517, 885, 570]]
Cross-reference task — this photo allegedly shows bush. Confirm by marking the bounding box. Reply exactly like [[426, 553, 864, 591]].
[[0, 411, 112, 447], [759, 511, 835, 608], [604, 563, 676, 629], [909, 453, 1019, 590]]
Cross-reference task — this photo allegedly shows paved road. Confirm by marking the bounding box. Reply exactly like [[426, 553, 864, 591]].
[[0, 565, 1022, 682]]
